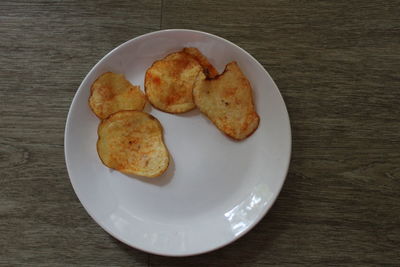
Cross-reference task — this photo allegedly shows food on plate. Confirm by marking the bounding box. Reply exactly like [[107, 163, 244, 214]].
[[145, 51, 203, 113], [97, 110, 169, 177], [90, 48, 258, 178], [89, 72, 146, 119], [193, 61, 260, 140], [144, 47, 218, 114], [183, 47, 219, 78]]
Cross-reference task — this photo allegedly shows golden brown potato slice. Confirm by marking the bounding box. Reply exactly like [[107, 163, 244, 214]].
[[183, 47, 219, 78], [193, 62, 260, 140], [97, 110, 169, 177], [89, 72, 146, 119], [145, 51, 202, 113]]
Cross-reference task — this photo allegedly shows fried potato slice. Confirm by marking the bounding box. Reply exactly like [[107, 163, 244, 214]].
[[89, 72, 146, 119], [183, 47, 219, 78], [97, 110, 169, 177], [193, 62, 260, 140], [145, 51, 203, 113]]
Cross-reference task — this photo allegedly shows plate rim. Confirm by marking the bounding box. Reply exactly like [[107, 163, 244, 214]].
[[64, 29, 292, 257]]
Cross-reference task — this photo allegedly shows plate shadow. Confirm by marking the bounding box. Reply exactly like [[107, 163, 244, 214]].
[[178, 108, 201, 118], [143, 102, 153, 113]]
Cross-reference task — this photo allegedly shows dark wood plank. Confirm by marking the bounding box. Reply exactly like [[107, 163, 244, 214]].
[[0, 0, 162, 265], [148, 0, 400, 265]]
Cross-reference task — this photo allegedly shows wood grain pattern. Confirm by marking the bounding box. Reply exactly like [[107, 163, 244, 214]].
[[1, 0, 399, 265], [0, 0, 161, 265], [152, 0, 400, 265]]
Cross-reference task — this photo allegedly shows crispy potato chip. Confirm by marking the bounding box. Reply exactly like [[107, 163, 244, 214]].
[[97, 110, 169, 177], [183, 47, 219, 78], [193, 62, 260, 140], [145, 51, 202, 113], [89, 72, 146, 119]]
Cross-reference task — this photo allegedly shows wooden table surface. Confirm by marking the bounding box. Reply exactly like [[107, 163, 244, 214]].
[[1, 0, 399, 265]]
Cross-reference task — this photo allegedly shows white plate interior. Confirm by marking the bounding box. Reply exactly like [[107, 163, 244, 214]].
[[65, 29, 291, 256]]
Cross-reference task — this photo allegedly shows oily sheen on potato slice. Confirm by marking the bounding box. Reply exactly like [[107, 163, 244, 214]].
[[193, 62, 260, 140], [145, 51, 202, 113], [97, 111, 169, 177], [89, 72, 146, 119], [183, 47, 219, 78]]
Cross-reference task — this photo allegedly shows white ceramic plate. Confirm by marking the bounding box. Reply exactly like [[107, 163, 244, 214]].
[[65, 29, 291, 256]]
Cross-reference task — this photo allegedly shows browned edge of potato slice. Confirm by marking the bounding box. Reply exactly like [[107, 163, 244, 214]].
[[144, 51, 203, 114], [89, 72, 146, 119], [193, 61, 260, 140], [183, 47, 219, 78], [96, 110, 169, 178]]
